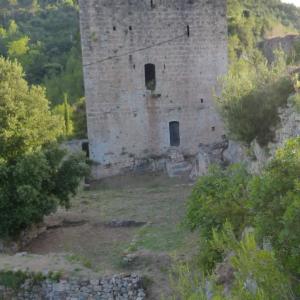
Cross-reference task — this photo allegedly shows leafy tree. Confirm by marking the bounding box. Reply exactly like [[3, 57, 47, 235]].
[[0, 0, 83, 106], [0, 57, 63, 161], [0, 57, 89, 238], [186, 164, 251, 238], [217, 51, 295, 145], [250, 137, 300, 279], [0, 146, 88, 237]]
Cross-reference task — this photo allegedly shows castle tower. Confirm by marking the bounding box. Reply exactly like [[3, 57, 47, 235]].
[[79, 0, 228, 178]]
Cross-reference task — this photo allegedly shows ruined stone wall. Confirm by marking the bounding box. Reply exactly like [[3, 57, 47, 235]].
[[79, 0, 228, 177], [0, 274, 145, 300]]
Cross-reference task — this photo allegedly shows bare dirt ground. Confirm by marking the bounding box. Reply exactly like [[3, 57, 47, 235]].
[[0, 174, 198, 299]]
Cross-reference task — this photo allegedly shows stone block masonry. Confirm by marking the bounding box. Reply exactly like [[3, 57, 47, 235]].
[[0, 274, 145, 300], [79, 0, 228, 178]]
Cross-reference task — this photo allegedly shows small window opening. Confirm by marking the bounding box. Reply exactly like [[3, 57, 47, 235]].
[[187, 25, 190, 37], [113, 26, 116, 31], [145, 63, 156, 90], [82, 142, 90, 158], [129, 26, 132, 31], [151, 0, 155, 8], [201, 98, 204, 103], [133, 64, 136, 69], [169, 121, 180, 147], [211, 126, 215, 132], [243, 10, 250, 18], [164, 64, 166, 70]]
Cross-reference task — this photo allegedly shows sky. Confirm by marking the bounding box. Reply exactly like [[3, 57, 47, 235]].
[[282, 0, 300, 6]]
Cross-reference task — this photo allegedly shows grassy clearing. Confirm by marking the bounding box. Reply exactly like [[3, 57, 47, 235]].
[[5, 174, 197, 298]]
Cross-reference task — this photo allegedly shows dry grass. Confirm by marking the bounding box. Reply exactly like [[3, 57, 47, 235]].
[[0, 173, 198, 298]]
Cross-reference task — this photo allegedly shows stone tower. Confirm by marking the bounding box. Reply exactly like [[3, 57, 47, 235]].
[[79, 0, 228, 178]]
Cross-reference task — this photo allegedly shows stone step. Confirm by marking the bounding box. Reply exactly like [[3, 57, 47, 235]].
[[166, 160, 192, 177], [167, 148, 185, 163]]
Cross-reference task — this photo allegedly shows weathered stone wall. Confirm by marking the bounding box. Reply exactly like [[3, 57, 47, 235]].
[[79, 0, 228, 178], [0, 274, 145, 300]]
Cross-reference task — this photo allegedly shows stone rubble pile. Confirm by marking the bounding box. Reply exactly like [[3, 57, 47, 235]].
[[0, 274, 146, 300]]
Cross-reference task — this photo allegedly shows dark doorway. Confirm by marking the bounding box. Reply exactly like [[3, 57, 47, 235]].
[[145, 63, 156, 90], [169, 121, 180, 147], [82, 141, 90, 158]]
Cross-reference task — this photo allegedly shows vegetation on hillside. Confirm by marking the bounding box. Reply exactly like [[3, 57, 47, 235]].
[[171, 137, 300, 299], [217, 51, 295, 145], [0, 0, 85, 138], [228, 0, 300, 62], [0, 0, 300, 298], [0, 58, 89, 238], [223, 0, 300, 146]]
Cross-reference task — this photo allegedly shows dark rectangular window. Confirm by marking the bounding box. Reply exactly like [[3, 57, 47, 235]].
[[82, 142, 90, 158], [145, 63, 156, 90], [169, 121, 180, 146]]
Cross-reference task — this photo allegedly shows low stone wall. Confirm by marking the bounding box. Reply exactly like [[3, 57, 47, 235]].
[[0, 274, 146, 300]]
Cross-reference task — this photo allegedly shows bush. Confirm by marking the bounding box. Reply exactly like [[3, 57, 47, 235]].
[[218, 51, 295, 146], [186, 164, 251, 238], [170, 224, 294, 300], [0, 57, 64, 161], [183, 138, 300, 297], [0, 58, 89, 238], [249, 137, 300, 279], [0, 145, 89, 238]]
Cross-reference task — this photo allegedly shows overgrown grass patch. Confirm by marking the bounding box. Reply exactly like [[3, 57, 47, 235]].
[[0, 270, 62, 290], [132, 224, 190, 253]]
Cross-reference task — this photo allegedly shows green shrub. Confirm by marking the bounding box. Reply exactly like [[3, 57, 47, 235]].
[[0, 146, 89, 238], [218, 51, 295, 145], [183, 138, 300, 297], [249, 137, 300, 279], [0, 57, 64, 162], [230, 231, 293, 300], [170, 224, 294, 300], [0, 58, 89, 238], [0, 271, 28, 290], [186, 164, 251, 238], [0, 270, 62, 291], [169, 263, 207, 300]]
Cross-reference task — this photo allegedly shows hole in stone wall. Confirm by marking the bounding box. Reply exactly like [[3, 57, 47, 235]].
[[201, 98, 204, 103], [151, 0, 155, 8], [145, 63, 156, 90], [129, 26, 132, 31], [82, 142, 90, 158], [169, 121, 180, 147], [211, 126, 215, 132], [187, 25, 190, 37], [113, 26, 116, 31]]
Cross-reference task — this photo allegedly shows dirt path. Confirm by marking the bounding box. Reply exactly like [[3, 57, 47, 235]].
[[0, 174, 197, 298]]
